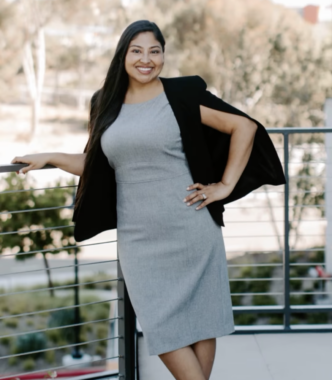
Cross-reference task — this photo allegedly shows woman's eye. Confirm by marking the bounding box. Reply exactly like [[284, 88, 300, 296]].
[[152, 50, 160, 54], [132, 49, 140, 53]]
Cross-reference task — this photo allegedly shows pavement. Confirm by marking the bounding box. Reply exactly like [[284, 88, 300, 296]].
[[138, 332, 332, 380]]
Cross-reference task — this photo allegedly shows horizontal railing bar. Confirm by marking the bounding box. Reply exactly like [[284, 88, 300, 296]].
[[0, 240, 117, 259], [230, 277, 283, 281], [0, 224, 74, 236], [0, 316, 122, 340], [225, 233, 325, 238], [0, 297, 122, 321], [290, 291, 332, 295], [290, 262, 325, 266], [0, 278, 120, 298], [0, 354, 121, 380], [228, 262, 325, 267], [0, 184, 77, 195], [232, 305, 332, 313], [232, 290, 332, 296], [231, 292, 283, 296], [233, 305, 284, 311], [266, 127, 332, 133], [225, 219, 326, 223], [291, 277, 331, 281], [291, 305, 332, 310], [0, 261, 118, 283], [0, 258, 119, 277], [0, 163, 56, 173], [0, 205, 70, 216], [228, 263, 282, 267], [71, 370, 120, 380], [226, 247, 324, 255], [230, 277, 330, 282], [226, 204, 325, 209], [0, 335, 122, 360]]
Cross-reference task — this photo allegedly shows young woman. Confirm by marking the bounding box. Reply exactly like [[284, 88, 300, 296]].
[[12, 20, 285, 380]]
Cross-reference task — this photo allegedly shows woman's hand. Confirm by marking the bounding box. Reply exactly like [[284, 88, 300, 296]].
[[11, 153, 51, 174], [183, 182, 234, 210]]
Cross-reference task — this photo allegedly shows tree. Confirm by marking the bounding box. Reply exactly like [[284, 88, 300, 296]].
[[0, 172, 78, 297]]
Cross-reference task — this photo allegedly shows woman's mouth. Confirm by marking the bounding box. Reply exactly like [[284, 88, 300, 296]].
[[136, 67, 154, 75]]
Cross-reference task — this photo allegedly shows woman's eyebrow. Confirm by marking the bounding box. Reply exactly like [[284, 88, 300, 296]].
[[129, 44, 161, 49]]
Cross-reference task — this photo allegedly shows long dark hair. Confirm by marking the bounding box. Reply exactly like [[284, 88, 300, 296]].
[[75, 20, 166, 209]]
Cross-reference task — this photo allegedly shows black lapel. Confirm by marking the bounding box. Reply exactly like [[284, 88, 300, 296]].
[[159, 76, 215, 185]]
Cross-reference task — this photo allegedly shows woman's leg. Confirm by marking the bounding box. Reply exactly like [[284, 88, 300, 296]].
[[158, 345, 207, 380], [190, 338, 217, 380]]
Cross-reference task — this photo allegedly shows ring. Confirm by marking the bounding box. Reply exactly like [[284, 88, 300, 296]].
[[202, 193, 207, 200]]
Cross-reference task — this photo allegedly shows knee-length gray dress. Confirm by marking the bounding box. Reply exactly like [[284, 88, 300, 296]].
[[100, 91, 235, 356]]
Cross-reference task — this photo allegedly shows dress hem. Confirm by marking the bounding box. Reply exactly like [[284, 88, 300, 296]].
[[146, 324, 236, 356]]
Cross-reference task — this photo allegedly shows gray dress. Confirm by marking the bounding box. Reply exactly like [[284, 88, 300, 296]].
[[100, 91, 235, 356]]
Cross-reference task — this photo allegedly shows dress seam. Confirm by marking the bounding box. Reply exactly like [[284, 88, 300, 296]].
[[116, 170, 191, 184]]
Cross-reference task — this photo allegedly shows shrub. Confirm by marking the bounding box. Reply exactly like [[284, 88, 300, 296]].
[[95, 345, 106, 357], [268, 316, 283, 325], [307, 313, 329, 324], [4, 318, 18, 328], [234, 314, 258, 325], [48, 309, 83, 342], [45, 349, 56, 364], [13, 332, 47, 359], [22, 358, 36, 370], [8, 356, 17, 366], [252, 295, 277, 306], [96, 325, 109, 340]]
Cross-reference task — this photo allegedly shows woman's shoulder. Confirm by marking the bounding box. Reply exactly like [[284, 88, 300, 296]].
[[160, 75, 207, 93]]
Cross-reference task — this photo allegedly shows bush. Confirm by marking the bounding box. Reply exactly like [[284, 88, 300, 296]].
[[96, 325, 109, 340], [248, 280, 270, 293], [290, 279, 302, 291], [45, 349, 56, 364], [1, 336, 13, 346], [4, 318, 18, 328], [95, 345, 106, 357], [22, 358, 36, 370], [252, 295, 277, 306], [231, 296, 243, 306], [45, 329, 62, 343], [13, 332, 47, 359], [234, 314, 258, 325], [48, 309, 83, 342], [268, 316, 283, 325], [307, 313, 329, 324], [8, 356, 17, 366]]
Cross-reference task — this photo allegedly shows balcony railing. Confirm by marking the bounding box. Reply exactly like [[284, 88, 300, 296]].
[[1, 126, 332, 380]]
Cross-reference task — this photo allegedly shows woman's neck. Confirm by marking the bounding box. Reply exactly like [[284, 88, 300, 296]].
[[125, 77, 164, 103]]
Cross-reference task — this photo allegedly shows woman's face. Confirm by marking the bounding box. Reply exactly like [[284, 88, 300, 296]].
[[125, 31, 164, 84]]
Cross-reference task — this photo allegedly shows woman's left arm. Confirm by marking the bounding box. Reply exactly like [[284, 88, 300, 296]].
[[184, 105, 258, 210]]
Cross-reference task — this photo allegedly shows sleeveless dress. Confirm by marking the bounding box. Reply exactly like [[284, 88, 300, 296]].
[[100, 91, 235, 356]]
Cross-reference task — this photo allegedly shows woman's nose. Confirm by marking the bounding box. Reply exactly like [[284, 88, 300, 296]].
[[140, 52, 151, 63]]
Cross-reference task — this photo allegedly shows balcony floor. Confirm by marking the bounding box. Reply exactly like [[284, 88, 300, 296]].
[[138, 332, 332, 380]]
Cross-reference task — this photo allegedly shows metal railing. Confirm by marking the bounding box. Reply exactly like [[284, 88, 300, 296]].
[[227, 127, 332, 334], [1, 127, 332, 380], [0, 164, 136, 380]]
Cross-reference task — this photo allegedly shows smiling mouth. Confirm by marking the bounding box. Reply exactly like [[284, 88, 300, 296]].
[[136, 67, 154, 74]]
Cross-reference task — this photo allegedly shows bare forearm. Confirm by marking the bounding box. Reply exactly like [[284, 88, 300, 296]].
[[221, 120, 257, 189], [48, 153, 86, 176]]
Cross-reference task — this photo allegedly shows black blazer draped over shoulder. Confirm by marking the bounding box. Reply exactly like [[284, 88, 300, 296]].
[[72, 75, 286, 242]]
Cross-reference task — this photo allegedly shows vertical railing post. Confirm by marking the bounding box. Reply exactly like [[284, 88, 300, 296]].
[[117, 248, 137, 380], [283, 132, 291, 330]]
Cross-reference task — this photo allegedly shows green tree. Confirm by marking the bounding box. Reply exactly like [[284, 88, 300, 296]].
[[0, 172, 78, 297]]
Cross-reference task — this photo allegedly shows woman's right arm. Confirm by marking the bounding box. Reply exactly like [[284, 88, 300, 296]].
[[11, 152, 86, 176]]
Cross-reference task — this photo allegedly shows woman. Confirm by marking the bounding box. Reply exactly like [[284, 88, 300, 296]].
[[12, 20, 285, 380]]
